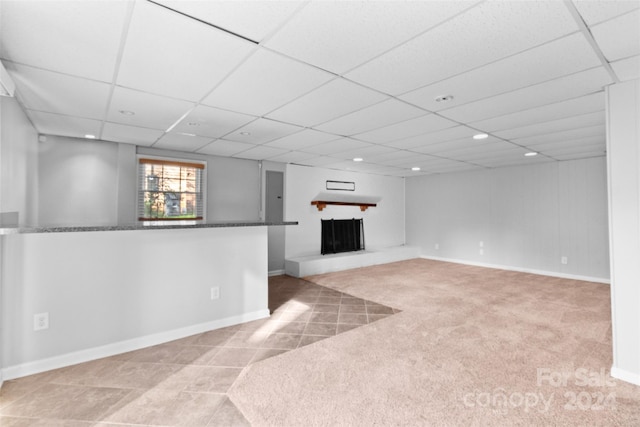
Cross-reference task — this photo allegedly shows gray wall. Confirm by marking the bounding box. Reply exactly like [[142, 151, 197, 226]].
[[138, 147, 261, 223], [1, 96, 38, 225], [607, 79, 640, 385], [0, 96, 39, 385], [406, 157, 609, 280], [2, 226, 269, 377], [38, 135, 119, 226], [35, 139, 262, 227]]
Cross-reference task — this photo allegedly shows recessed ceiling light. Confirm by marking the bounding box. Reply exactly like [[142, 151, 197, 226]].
[[525, 152, 538, 157], [84, 134, 96, 139], [119, 110, 135, 116], [240, 131, 251, 136], [435, 95, 454, 103], [411, 167, 421, 171], [473, 133, 489, 140], [353, 157, 363, 162]]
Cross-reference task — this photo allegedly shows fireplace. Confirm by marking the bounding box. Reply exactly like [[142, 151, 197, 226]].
[[321, 218, 365, 255]]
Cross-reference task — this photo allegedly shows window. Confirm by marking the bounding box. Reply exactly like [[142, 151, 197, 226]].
[[137, 157, 205, 221]]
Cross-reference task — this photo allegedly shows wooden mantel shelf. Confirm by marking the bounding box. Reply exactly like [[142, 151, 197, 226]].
[[311, 192, 381, 212], [311, 200, 377, 212]]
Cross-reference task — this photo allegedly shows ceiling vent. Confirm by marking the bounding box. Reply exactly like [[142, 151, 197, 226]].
[[0, 61, 16, 97]]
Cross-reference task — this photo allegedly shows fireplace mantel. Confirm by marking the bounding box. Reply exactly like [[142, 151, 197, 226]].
[[311, 192, 381, 212]]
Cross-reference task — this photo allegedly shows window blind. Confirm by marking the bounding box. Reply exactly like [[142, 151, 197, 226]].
[[137, 158, 205, 221]]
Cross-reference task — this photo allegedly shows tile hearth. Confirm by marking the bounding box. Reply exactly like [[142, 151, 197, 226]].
[[0, 275, 399, 426]]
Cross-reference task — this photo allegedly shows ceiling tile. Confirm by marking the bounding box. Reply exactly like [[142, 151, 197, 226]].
[[365, 150, 421, 166], [321, 160, 383, 174], [446, 148, 526, 166], [266, 78, 387, 127], [27, 110, 102, 139], [102, 123, 164, 147], [494, 111, 605, 140], [154, 0, 303, 42], [117, 1, 255, 101], [295, 156, 344, 167], [470, 92, 605, 132], [573, 0, 640, 26], [0, 0, 129, 82], [373, 166, 414, 177], [202, 49, 333, 116], [393, 156, 479, 171], [400, 32, 601, 112], [6, 63, 111, 120], [448, 147, 527, 163], [393, 156, 462, 168], [410, 137, 504, 155], [423, 163, 484, 174], [224, 118, 302, 144], [152, 133, 212, 152], [521, 135, 604, 152], [233, 145, 290, 161], [430, 140, 521, 157], [552, 151, 606, 161], [438, 67, 612, 123], [263, 1, 478, 74], [334, 144, 398, 161], [301, 138, 374, 155], [542, 142, 605, 158], [196, 139, 256, 157], [353, 114, 458, 144], [590, 9, 640, 62], [265, 129, 340, 150], [611, 54, 640, 82], [345, 0, 578, 95], [107, 87, 195, 130], [384, 125, 479, 150], [265, 151, 318, 164], [170, 105, 256, 139], [514, 125, 606, 147], [314, 99, 426, 136], [474, 155, 551, 168]]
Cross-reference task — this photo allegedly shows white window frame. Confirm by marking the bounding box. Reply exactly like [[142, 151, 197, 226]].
[[136, 155, 207, 224]]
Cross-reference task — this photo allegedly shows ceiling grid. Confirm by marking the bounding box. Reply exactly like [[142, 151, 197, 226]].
[[0, 0, 638, 176]]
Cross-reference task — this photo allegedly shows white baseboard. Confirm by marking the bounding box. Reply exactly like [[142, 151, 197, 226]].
[[2, 309, 270, 381], [420, 255, 611, 284], [268, 269, 285, 276], [611, 366, 640, 386]]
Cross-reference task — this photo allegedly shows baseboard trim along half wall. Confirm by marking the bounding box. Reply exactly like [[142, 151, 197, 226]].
[[1, 309, 270, 381], [611, 366, 640, 386], [420, 256, 611, 284]]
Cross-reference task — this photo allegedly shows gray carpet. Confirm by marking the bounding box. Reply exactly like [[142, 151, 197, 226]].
[[229, 259, 640, 426]]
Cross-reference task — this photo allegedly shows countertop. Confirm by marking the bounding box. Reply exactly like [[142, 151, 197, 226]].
[[0, 221, 298, 235]]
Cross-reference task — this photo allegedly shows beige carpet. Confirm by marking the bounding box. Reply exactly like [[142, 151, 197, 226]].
[[229, 259, 640, 426]]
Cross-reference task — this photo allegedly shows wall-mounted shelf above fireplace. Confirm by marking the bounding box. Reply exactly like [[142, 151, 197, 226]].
[[311, 192, 381, 212], [311, 200, 377, 212]]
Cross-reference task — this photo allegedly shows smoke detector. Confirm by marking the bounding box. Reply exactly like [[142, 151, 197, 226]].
[[435, 95, 453, 103]]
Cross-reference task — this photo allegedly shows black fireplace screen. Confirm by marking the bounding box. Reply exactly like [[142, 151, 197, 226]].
[[321, 218, 365, 255]]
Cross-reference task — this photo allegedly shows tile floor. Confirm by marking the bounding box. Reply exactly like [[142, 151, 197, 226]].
[[0, 275, 399, 426]]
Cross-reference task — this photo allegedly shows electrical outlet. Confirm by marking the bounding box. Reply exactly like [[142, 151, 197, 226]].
[[434, 243, 439, 250], [210, 287, 220, 300], [561, 256, 568, 265], [479, 248, 484, 256], [479, 241, 484, 248], [34, 312, 49, 331]]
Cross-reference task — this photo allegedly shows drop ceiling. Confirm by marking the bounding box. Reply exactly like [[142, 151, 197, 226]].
[[1, 0, 638, 177]]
